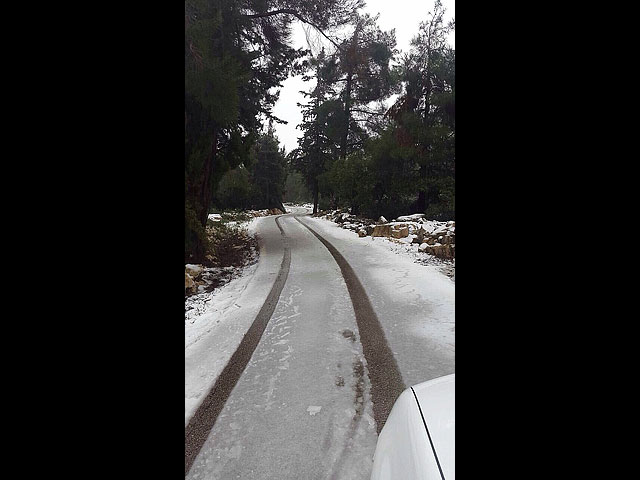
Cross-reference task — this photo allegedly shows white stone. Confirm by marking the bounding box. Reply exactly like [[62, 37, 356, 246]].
[[396, 214, 426, 222], [307, 405, 322, 416]]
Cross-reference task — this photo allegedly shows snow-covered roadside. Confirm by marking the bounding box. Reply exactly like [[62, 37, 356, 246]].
[[299, 214, 455, 387], [185, 217, 261, 317], [185, 215, 286, 426], [185, 260, 262, 424], [285, 203, 455, 281], [185, 259, 259, 350], [355, 230, 455, 281]]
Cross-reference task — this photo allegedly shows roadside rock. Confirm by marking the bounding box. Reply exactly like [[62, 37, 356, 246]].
[[396, 213, 426, 222], [248, 208, 284, 217], [425, 243, 454, 259], [318, 208, 455, 260], [390, 224, 409, 238], [336, 213, 353, 224], [414, 226, 427, 244], [185, 272, 195, 293], [372, 224, 392, 237], [185, 264, 204, 278], [440, 233, 455, 245]]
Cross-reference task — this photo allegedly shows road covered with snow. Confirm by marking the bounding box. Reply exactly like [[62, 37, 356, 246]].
[[185, 205, 455, 479]]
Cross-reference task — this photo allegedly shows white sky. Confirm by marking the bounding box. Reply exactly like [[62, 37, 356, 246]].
[[271, 0, 455, 154]]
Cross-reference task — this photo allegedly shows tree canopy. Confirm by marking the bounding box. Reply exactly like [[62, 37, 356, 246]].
[[185, 0, 455, 260]]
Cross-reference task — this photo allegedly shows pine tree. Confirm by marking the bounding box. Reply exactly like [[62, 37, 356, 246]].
[[387, 0, 455, 217], [290, 49, 336, 214], [333, 13, 398, 161], [250, 125, 287, 212]]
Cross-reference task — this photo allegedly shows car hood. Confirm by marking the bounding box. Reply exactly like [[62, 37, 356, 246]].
[[370, 374, 455, 480], [412, 374, 455, 479]]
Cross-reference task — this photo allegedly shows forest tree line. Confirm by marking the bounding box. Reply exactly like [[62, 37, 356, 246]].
[[185, 0, 454, 261]]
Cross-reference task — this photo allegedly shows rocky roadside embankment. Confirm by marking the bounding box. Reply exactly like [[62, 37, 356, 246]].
[[185, 208, 285, 297], [315, 209, 455, 260]]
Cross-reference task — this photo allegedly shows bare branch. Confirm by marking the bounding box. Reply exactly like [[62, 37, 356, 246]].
[[350, 108, 386, 116], [243, 9, 343, 50], [244, 9, 298, 19]]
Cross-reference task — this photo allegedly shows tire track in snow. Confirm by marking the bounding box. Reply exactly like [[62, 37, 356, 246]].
[[185, 215, 291, 475], [294, 215, 406, 433]]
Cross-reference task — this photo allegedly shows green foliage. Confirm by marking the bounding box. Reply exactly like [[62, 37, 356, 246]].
[[307, 2, 455, 222], [324, 151, 372, 214], [186, 0, 455, 261], [325, 132, 419, 220], [213, 129, 288, 211], [206, 222, 256, 268], [378, 0, 455, 219], [185, 0, 308, 259], [283, 170, 311, 203], [214, 165, 253, 209], [185, 202, 209, 262], [250, 129, 287, 210], [424, 176, 455, 220]]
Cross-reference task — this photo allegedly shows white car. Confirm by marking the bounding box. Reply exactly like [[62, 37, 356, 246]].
[[370, 374, 455, 480]]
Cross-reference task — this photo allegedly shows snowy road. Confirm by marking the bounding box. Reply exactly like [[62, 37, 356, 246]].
[[185, 207, 455, 479]]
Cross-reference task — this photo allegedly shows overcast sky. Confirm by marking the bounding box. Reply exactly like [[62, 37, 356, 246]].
[[271, 0, 455, 153]]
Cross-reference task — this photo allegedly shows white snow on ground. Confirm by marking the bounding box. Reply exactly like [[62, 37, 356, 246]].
[[299, 213, 455, 388], [185, 215, 280, 426], [349, 224, 455, 280], [185, 262, 259, 348], [187, 213, 379, 480], [186, 205, 454, 427], [294, 203, 455, 280], [185, 265, 265, 425]]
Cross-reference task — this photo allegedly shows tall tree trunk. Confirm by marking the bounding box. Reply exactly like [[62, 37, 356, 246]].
[[312, 66, 323, 216], [341, 71, 352, 161], [197, 128, 218, 227], [341, 26, 359, 162], [188, 128, 218, 262], [416, 163, 427, 213], [313, 178, 319, 215]]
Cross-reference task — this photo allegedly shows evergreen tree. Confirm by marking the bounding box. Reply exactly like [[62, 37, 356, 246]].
[[184, 0, 362, 260], [333, 13, 398, 162], [290, 15, 397, 215], [387, 0, 455, 217], [283, 169, 311, 203], [290, 49, 336, 214], [250, 126, 287, 212], [322, 2, 455, 221]]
